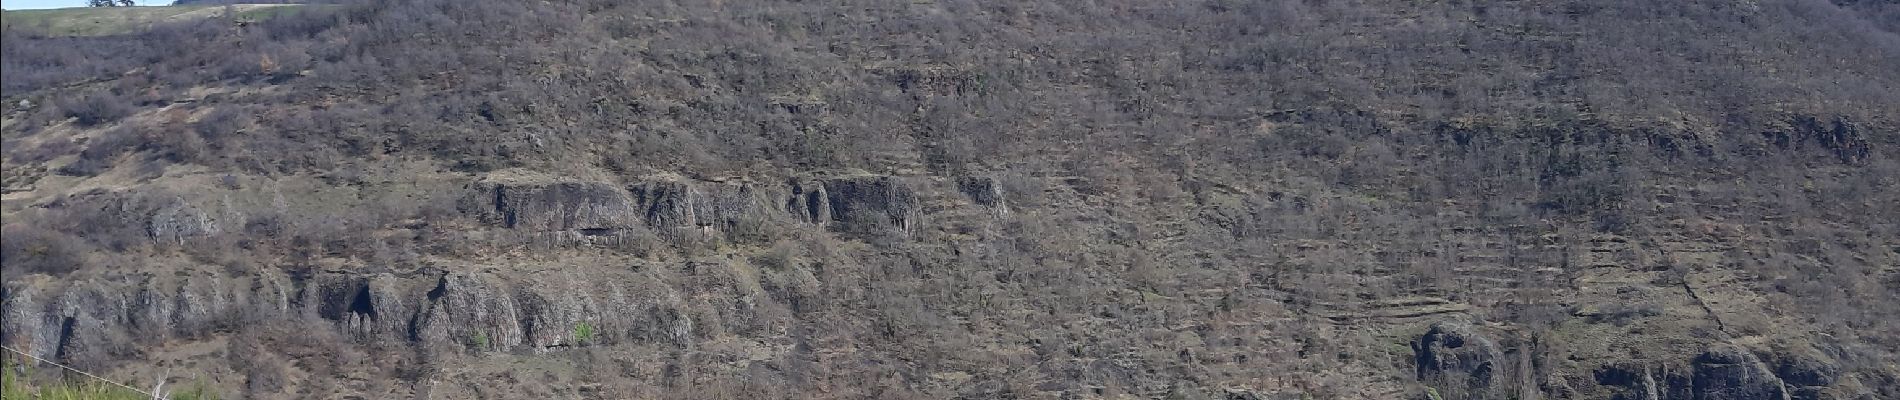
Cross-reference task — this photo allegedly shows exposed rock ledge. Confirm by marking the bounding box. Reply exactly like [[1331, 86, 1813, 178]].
[[459, 173, 999, 236], [3, 265, 698, 363]]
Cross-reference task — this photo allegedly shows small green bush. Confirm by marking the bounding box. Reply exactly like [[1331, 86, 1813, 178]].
[[170, 379, 220, 400], [572, 321, 596, 346], [470, 331, 491, 350], [2, 357, 31, 400]]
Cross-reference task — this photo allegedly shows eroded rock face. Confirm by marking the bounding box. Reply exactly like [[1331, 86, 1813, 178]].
[[474, 180, 644, 231], [148, 198, 232, 244], [786, 179, 831, 225], [0, 266, 702, 367], [1414, 322, 1505, 400], [410, 270, 693, 350], [1693, 345, 1791, 400], [822, 176, 920, 234], [39, 189, 242, 246], [1778, 116, 1871, 164], [469, 174, 927, 237], [1772, 348, 1842, 400], [958, 176, 1008, 213], [1596, 362, 1680, 400], [1593, 345, 1796, 400], [308, 272, 418, 338], [0, 271, 293, 364], [412, 273, 528, 349], [629, 180, 786, 230]]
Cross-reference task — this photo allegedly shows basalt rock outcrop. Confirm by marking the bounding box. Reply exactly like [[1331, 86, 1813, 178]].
[[464, 173, 953, 237], [1412, 323, 1835, 400], [957, 175, 1007, 213], [1414, 322, 1507, 400], [2, 270, 296, 366], [36, 188, 242, 246], [466, 180, 644, 231], [1691, 345, 1792, 400], [815, 175, 921, 234], [1769, 347, 1844, 400], [628, 179, 786, 231], [1, 265, 702, 364], [1589, 344, 1801, 400]]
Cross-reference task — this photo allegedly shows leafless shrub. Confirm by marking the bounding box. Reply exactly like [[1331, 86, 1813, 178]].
[[0, 224, 85, 276], [57, 90, 135, 127], [9, 137, 78, 164]]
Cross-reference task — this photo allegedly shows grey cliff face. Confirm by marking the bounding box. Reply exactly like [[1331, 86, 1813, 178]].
[[1691, 345, 1791, 400], [478, 181, 644, 231], [1412, 321, 1844, 400], [2, 266, 701, 362], [1587, 346, 1807, 400]]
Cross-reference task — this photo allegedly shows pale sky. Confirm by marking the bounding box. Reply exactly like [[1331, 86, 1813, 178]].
[[3, 0, 159, 10]]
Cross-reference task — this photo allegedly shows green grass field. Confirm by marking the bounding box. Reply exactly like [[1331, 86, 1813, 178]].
[[1, 4, 305, 36]]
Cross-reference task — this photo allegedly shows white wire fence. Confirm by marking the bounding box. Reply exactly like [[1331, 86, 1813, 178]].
[[2, 344, 172, 399]]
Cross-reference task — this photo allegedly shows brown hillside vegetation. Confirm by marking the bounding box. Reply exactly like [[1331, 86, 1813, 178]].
[[2, 0, 1898, 399]]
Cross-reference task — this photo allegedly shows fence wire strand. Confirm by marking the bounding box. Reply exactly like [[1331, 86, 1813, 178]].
[[2, 344, 166, 399]]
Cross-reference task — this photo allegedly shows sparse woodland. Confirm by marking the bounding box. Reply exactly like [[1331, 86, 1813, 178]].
[[2, 0, 1898, 399]]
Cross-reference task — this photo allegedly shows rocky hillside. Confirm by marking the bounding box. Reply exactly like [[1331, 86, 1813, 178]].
[[3, 0, 1898, 399]]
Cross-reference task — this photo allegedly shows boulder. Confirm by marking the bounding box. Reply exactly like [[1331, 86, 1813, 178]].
[[1415, 321, 1506, 400], [148, 198, 226, 244], [958, 175, 1008, 213]]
